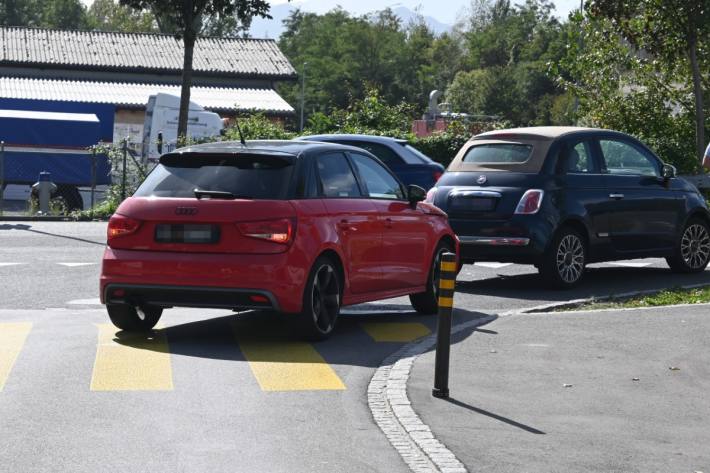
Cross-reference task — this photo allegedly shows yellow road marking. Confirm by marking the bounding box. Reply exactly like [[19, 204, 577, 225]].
[[236, 333, 345, 392], [439, 279, 455, 290], [438, 296, 454, 308], [0, 323, 32, 391], [361, 322, 431, 342], [90, 324, 173, 391], [440, 262, 457, 272]]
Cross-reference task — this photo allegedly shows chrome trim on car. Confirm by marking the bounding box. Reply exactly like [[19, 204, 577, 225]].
[[458, 236, 531, 246], [448, 189, 502, 198]]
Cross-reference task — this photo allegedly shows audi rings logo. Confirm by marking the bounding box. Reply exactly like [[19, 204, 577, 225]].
[[175, 207, 198, 216]]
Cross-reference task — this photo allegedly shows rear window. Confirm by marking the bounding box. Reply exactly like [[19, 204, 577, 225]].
[[134, 154, 294, 199], [462, 144, 533, 164]]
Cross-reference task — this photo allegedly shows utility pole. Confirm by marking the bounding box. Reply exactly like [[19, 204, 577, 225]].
[[300, 62, 307, 132]]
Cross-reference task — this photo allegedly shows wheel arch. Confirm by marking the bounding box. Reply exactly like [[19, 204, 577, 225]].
[[557, 217, 591, 250], [685, 208, 710, 229], [316, 248, 346, 292]]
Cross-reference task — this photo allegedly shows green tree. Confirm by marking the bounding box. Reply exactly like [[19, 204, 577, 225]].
[[120, 0, 273, 137], [589, 0, 710, 165], [1, 0, 38, 26], [39, 0, 88, 29], [88, 0, 157, 32], [555, 12, 700, 172]]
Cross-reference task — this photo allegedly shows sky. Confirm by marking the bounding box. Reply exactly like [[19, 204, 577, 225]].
[[79, 0, 584, 24], [263, 0, 584, 24]]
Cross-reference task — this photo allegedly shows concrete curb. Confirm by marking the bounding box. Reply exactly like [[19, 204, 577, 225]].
[[499, 281, 710, 316], [368, 314, 497, 473]]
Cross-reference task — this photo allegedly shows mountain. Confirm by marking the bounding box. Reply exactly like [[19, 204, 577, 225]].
[[248, 2, 451, 39]]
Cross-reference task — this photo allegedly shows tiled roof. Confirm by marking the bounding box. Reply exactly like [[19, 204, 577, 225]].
[[0, 77, 295, 114], [0, 27, 296, 78]]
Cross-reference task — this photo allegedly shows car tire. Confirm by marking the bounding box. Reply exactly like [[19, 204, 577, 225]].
[[299, 256, 342, 341], [539, 227, 586, 289], [666, 218, 710, 273], [410, 242, 455, 315], [107, 304, 162, 332]]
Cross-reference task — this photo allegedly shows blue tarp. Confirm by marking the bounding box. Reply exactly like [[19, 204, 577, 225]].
[[1, 150, 112, 186], [0, 109, 111, 185], [0, 98, 115, 143]]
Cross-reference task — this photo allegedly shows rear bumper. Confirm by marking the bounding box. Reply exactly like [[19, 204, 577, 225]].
[[451, 216, 551, 264], [103, 284, 280, 311], [100, 247, 308, 313]]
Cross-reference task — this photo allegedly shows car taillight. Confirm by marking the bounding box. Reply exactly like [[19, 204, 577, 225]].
[[237, 218, 294, 244], [107, 214, 141, 239], [425, 187, 438, 203], [432, 171, 443, 182], [514, 189, 544, 215]]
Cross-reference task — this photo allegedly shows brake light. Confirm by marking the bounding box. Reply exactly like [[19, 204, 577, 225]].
[[107, 214, 141, 239], [514, 189, 544, 215], [425, 187, 438, 203], [237, 218, 294, 244], [432, 171, 443, 182]]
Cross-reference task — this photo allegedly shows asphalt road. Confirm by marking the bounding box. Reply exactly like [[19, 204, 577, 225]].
[[1, 221, 709, 472], [410, 305, 710, 473]]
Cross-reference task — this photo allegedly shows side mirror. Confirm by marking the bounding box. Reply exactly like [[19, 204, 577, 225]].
[[661, 163, 676, 180], [407, 184, 426, 206]]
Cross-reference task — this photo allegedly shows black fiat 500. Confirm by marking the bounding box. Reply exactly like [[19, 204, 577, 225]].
[[428, 127, 710, 288]]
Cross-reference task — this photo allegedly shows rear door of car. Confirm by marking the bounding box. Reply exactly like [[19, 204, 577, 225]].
[[597, 136, 682, 252], [314, 151, 382, 294], [347, 151, 431, 290]]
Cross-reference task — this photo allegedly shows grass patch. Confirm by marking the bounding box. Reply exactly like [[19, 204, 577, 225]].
[[560, 286, 710, 311]]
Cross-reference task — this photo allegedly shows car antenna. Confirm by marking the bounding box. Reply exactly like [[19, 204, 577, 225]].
[[234, 116, 247, 147]]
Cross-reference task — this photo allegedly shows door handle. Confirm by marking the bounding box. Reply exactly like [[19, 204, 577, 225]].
[[337, 219, 354, 231], [384, 218, 393, 228], [609, 193, 625, 200]]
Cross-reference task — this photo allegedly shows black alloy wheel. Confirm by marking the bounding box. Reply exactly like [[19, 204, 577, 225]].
[[540, 227, 586, 289], [300, 256, 342, 340], [410, 242, 454, 315], [106, 304, 163, 332], [667, 218, 710, 273]]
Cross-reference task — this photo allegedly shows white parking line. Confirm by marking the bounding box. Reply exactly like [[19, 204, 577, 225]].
[[608, 262, 654, 268], [67, 298, 102, 305], [57, 263, 97, 267], [474, 262, 513, 269], [0, 263, 24, 267]]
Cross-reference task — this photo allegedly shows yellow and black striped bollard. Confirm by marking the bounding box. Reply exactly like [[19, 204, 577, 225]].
[[432, 252, 457, 399]]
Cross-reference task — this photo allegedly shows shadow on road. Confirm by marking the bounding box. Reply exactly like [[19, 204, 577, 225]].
[[0, 223, 105, 246], [443, 397, 546, 435], [456, 265, 710, 306], [112, 306, 492, 368]]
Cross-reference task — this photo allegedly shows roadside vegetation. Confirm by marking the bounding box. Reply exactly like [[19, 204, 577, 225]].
[[559, 286, 710, 311]]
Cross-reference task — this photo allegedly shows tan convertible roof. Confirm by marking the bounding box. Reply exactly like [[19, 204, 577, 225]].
[[447, 127, 600, 173], [475, 126, 599, 140]]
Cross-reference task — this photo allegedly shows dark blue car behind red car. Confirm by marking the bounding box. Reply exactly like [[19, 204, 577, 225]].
[[297, 134, 445, 190]]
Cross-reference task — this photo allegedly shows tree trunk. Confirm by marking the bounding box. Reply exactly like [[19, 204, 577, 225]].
[[178, 32, 196, 140], [688, 31, 705, 168]]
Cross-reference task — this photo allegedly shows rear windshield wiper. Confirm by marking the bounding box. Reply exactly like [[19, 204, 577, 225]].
[[193, 189, 244, 200]]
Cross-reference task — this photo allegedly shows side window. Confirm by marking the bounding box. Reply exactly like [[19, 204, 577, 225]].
[[342, 141, 403, 167], [564, 141, 594, 174], [315, 153, 361, 198], [599, 139, 659, 177], [350, 153, 405, 200]]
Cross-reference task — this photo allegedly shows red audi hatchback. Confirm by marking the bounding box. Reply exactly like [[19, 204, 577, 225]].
[[100, 141, 458, 339]]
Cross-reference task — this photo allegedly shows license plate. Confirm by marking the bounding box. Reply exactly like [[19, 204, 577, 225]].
[[155, 224, 220, 244], [452, 197, 495, 212]]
